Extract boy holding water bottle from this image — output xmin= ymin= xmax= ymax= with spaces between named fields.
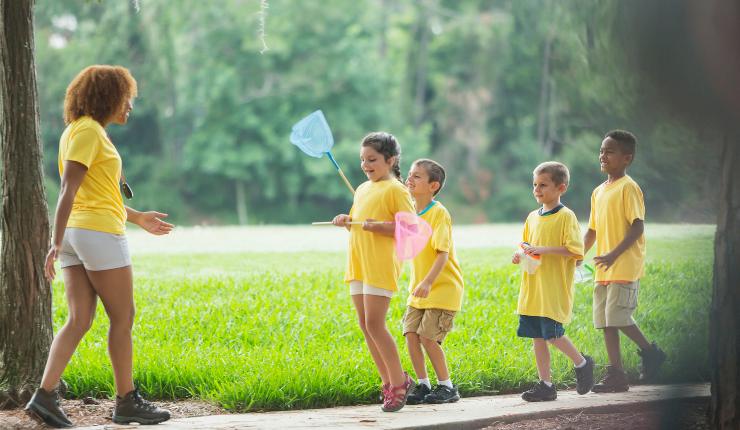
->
xmin=512 ymin=161 xmax=595 ymax=402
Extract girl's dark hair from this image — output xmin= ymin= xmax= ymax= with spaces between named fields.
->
xmin=361 ymin=132 xmax=402 ymax=181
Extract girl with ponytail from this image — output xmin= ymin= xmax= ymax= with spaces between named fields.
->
xmin=331 ymin=131 xmax=416 ymax=412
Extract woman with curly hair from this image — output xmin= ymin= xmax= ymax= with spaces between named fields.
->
xmin=25 ymin=65 xmax=172 ymax=428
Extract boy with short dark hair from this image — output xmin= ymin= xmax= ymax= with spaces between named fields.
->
xmin=403 ymin=159 xmax=464 ymax=404
xmin=584 ymin=130 xmax=666 ymax=393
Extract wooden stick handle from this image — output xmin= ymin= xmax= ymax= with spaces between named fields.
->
xmin=337 ymin=168 xmax=355 ymax=194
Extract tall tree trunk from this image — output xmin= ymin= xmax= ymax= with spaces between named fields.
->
xmin=236 ymin=179 xmax=248 ymax=225
xmin=0 ymin=0 xmax=52 ymax=409
xmin=710 ymin=132 xmax=740 ymax=429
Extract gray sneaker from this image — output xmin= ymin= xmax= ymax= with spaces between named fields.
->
xmin=113 ymin=388 xmax=171 ymax=425
xmin=25 ymin=387 xmax=73 ymax=428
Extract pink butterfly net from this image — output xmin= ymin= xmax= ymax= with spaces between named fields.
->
xmin=394 ymin=211 xmax=432 ymax=260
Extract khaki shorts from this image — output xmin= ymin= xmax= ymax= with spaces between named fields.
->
xmin=593 ymin=281 xmax=639 ymax=329
xmin=402 ymin=306 xmax=456 ymax=343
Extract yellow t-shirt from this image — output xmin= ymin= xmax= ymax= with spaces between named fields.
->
xmin=588 ymin=175 xmax=646 ymax=282
xmin=58 ymin=116 xmax=127 ymax=235
xmin=517 ymin=207 xmax=584 ymax=324
xmin=407 ymin=202 xmax=464 ymax=311
xmin=345 ymin=179 xmax=415 ymax=291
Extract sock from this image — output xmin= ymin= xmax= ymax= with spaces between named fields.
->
xmin=542 ymin=380 xmax=553 ymax=387
xmin=417 ymin=378 xmax=431 ymax=388
xmin=437 ymin=379 xmax=453 ymax=388
xmin=575 ymin=357 xmax=588 ymax=368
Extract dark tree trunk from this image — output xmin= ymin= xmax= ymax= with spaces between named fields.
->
xmin=710 ymin=132 xmax=740 ymax=429
xmin=0 ymin=0 xmax=52 ymax=409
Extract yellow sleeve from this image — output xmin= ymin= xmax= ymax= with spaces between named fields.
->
xmin=389 ymin=183 xmax=414 ymax=214
xmin=588 ymin=189 xmax=597 ymax=230
xmin=430 ymin=211 xmax=452 ymax=253
xmin=563 ymin=212 xmax=584 ymax=259
xmin=623 ymin=182 xmax=645 ymax=223
xmin=63 ymin=128 xmax=100 ymax=168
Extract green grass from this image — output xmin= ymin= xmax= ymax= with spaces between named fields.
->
xmin=52 ymin=234 xmax=714 ymax=411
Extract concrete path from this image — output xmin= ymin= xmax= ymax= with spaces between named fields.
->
xmin=79 ymin=383 xmax=708 ymax=430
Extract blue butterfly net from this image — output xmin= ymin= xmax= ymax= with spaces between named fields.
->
xmin=290 ymin=110 xmax=334 ymax=158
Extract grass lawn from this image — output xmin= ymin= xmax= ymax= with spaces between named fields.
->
xmin=52 ymin=224 xmax=714 ymax=411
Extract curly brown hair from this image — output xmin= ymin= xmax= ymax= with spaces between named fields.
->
xmin=63 ymin=65 xmax=138 ymax=125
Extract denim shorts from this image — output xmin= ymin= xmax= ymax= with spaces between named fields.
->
xmin=517 ymin=315 xmax=565 ymax=340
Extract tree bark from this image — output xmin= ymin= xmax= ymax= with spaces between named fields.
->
xmin=710 ymin=132 xmax=740 ymax=429
xmin=0 ymin=0 xmax=52 ymax=409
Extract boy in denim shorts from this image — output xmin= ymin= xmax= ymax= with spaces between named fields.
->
xmin=583 ymin=130 xmax=666 ymax=393
xmin=514 ymin=161 xmax=595 ymax=402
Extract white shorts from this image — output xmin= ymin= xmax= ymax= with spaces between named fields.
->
xmin=59 ymin=228 xmax=131 ymax=271
xmin=349 ymin=280 xmax=394 ymax=298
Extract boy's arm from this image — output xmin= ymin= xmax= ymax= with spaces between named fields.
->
xmin=412 ymin=251 xmax=449 ymax=298
xmin=579 ymin=229 xmax=596 ymax=267
xmin=593 ymin=219 xmax=644 ymax=270
xmin=583 ymin=228 xmax=596 ymax=254
xmin=522 ymin=245 xmax=579 ymax=257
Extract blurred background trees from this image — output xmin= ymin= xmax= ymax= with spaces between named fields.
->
xmin=32 ymin=0 xmax=720 ymax=225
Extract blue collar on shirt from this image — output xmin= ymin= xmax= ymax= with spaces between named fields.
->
xmin=417 ymin=200 xmax=437 ymax=216
xmin=538 ymin=203 xmax=564 ymax=216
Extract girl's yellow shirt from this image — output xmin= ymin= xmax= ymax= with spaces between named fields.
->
xmin=345 ymin=179 xmax=414 ymax=291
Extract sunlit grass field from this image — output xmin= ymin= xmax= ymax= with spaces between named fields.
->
xmin=52 ymin=225 xmax=714 ymax=411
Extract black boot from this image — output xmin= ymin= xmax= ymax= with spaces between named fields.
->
xmin=25 ymin=387 xmax=73 ymax=428
xmin=113 ymin=388 xmax=171 ymax=425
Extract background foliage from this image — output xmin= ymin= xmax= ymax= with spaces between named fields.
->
xmin=34 ymin=0 xmax=719 ymax=225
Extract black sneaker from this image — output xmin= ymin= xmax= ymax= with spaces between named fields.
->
xmin=638 ymin=342 xmax=666 ymax=382
xmin=113 ymin=388 xmax=171 ymax=425
xmin=24 ymin=388 xmax=73 ymax=428
xmin=592 ymin=365 xmax=629 ymax=393
xmin=575 ymin=354 xmax=595 ymax=395
xmin=521 ymin=381 xmax=557 ymax=402
xmin=406 ymin=383 xmax=431 ymax=405
xmin=425 ymin=384 xmax=460 ymax=404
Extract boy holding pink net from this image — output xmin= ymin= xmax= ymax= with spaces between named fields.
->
xmin=402 ymin=159 xmax=464 ymax=404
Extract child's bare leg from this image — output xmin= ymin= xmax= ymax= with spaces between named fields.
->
xmin=619 ymin=324 xmax=651 ymax=350
xmin=406 ymin=333 xmax=428 ymax=380
xmin=364 ymin=295 xmax=405 ymax=386
xmin=352 ymin=295 xmax=390 ymax=384
xmin=548 ymin=336 xmax=586 ymax=365
xmin=603 ymin=327 xmax=623 ymax=369
xmin=533 ymin=338 xmax=551 ymax=382
xmin=420 ymin=336 xmax=450 ymax=381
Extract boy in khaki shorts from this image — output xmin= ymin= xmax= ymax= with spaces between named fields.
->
xmin=403 ymin=159 xmax=464 ymax=404
xmin=584 ymin=130 xmax=666 ymax=393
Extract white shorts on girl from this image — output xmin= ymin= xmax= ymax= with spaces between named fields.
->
xmin=349 ymin=280 xmax=394 ymax=298
xmin=59 ymin=227 xmax=131 ymax=271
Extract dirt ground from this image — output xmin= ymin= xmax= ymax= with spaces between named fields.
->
xmin=481 ymin=400 xmax=710 ymax=430
xmin=0 ymin=397 xmax=227 ymax=429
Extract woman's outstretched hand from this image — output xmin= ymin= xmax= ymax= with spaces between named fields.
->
xmin=137 ymin=211 xmax=174 ymax=235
